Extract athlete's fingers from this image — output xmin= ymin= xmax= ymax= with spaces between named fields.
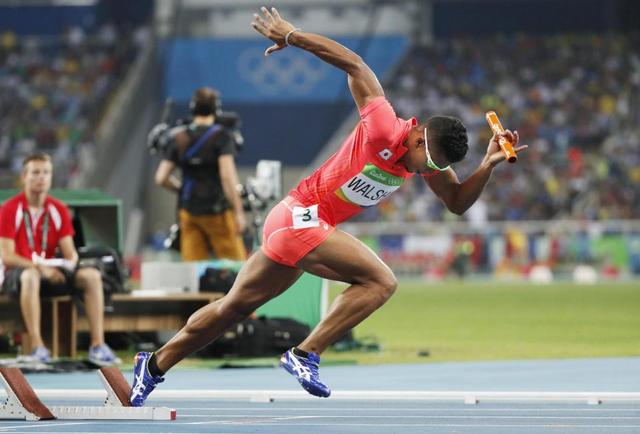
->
xmin=252 ymin=15 xmax=268 ymax=35
xmin=265 ymin=43 xmax=285 ymax=56
xmin=498 ymin=130 xmax=514 ymax=144
xmin=261 ymin=6 xmax=275 ymax=22
xmin=271 ymin=7 xmax=281 ymax=21
xmin=253 ymin=13 xmax=269 ymax=30
xmin=251 ymin=21 xmax=266 ymax=37
xmin=514 ymin=145 xmax=528 ymax=153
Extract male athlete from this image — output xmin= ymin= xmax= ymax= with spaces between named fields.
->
xmin=130 ymin=7 xmax=526 ymax=405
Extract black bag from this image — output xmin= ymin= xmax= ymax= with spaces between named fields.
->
xmin=262 ymin=317 xmax=311 ymax=354
xmin=199 ymin=316 xmax=310 ymax=358
xmin=78 ymin=246 xmax=127 ymax=311
xmin=199 ymin=267 xmax=237 ymax=293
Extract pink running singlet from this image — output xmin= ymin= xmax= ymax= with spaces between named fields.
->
xmin=262 ymin=96 xmax=417 ymax=267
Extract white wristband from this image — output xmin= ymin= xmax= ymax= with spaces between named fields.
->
xmin=285 ymin=28 xmax=301 ymax=46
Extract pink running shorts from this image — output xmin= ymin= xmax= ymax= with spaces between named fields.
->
xmin=261 ymin=196 xmax=335 ymax=267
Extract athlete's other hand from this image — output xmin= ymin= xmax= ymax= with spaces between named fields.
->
xmin=234 ymin=212 xmax=247 ymax=235
xmin=484 ymin=130 xmax=527 ymax=167
xmin=251 ymin=6 xmax=296 ymax=56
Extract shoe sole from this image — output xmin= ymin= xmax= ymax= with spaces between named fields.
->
xmin=279 ymin=358 xmax=330 ymax=398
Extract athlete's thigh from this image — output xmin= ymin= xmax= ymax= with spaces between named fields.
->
xmin=296 ymin=229 xmax=394 ymax=285
xmin=224 ymin=249 xmax=304 ymax=307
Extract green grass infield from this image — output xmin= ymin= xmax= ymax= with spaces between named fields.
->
xmin=1 ymin=281 xmax=637 ymax=368
xmin=321 ymin=280 xmax=640 ymax=364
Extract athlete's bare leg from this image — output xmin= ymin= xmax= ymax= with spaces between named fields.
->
xmin=154 ymin=250 xmax=303 ymax=372
xmin=296 ymin=229 xmax=397 ymax=354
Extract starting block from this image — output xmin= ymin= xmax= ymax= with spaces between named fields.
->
xmin=0 ymin=366 xmax=175 ymax=421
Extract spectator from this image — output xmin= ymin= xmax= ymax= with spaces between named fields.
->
xmin=0 ymin=25 xmax=143 ymax=188
xmin=0 ymin=152 xmax=120 ymax=365
xmin=359 ymin=32 xmax=640 ymax=223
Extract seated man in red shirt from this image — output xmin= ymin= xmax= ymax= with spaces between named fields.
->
xmin=0 ymin=152 xmax=120 ymax=365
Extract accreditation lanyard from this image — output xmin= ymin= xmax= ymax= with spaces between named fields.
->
xmin=23 ymin=210 xmax=49 ymax=258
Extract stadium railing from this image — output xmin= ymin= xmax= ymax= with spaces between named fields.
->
xmin=340 ymin=220 xmax=640 ymax=281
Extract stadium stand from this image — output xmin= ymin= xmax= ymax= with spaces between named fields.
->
xmin=0 ymin=24 xmax=146 ymax=189
xmin=352 ymin=32 xmax=640 ymax=223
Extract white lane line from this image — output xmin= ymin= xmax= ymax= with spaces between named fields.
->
xmin=2 ymin=423 xmax=640 ymax=434
xmin=257 ymin=423 xmax=640 ymax=429
xmin=7 ymin=389 xmax=640 ymax=403
xmin=172 ymin=406 xmax=640 ymax=412
xmin=171 ymin=421 xmax=640 ymax=429
xmin=0 ymin=432 xmax=238 ymax=434
xmin=179 ymin=414 xmax=640 ymax=420
xmin=0 ymin=422 xmax=92 ymax=431
xmin=186 ymin=415 xmax=312 ymax=426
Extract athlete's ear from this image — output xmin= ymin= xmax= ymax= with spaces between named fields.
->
xmin=416 ymin=128 xmax=426 ymax=147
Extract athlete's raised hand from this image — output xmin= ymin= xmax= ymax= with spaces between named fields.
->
xmin=484 ymin=130 xmax=527 ymax=167
xmin=251 ymin=6 xmax=296 ymax=56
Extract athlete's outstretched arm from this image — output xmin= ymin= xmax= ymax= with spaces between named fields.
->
xmin=426 ymin=130 xmax=527 ymax=215
xmin=251 ymin=6 xmax=383 ymax=109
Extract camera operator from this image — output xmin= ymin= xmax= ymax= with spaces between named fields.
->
xmin=153 ymin=87 xmax=247 ymax=261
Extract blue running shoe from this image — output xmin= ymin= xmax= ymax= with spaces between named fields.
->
xmin=30 ymin=346 xmax=51 ymax=363
xmin=130 ymin=352 xmax=165 ymax=407
xmin=280 ymin=349 xmax=331 ymax=398
xmin=88 ymin=344 xmax=122 ymax=367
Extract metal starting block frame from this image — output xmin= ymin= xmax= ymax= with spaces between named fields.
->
xmin=0 ymin=366 xmax=175 ymax=421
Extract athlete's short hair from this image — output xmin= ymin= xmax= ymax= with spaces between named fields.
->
xmin=426 ymin=116 xmax=469 ymax=164
xmin=22 ymin=152 xmax=52 ymax=170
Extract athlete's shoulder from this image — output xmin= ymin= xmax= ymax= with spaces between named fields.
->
xmin=359 ymin=96 xmax=395 ymax=118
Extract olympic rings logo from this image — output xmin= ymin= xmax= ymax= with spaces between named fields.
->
xmin=238 ymin=48 xmax=328 ymax=96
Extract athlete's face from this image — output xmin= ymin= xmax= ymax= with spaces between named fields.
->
xmin=22 ymin=160 xmax=52 ymax=195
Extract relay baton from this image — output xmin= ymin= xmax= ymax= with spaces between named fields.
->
xmin=485 ymin=111 xmax=517 ymax=163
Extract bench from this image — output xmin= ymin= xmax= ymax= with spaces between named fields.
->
xmin=0 ymin=292 xmax=224 ymax=358
xmin=0 ymin=294 xmax=76 ymax=358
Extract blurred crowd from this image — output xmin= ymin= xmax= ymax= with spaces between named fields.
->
xmin=2 ymin=30 xmax=638 ymax=223
xmin=360 ymin=33 xmax=640 ymax=223
xmin=0 ymin=24 xmax=148 ymax=188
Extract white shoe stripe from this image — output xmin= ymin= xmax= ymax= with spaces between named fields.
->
xmin=131 ymin=360 xmax=148 ymax=399
xmin=289 ymin=353 xmax=312 ymax=381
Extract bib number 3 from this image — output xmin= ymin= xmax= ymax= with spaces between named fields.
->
xmin=292 ymin=205 xmax=320 ymax=229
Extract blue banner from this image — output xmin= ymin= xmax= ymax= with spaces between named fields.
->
xmin=162 ymin=35 xmax=408 ymax=103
